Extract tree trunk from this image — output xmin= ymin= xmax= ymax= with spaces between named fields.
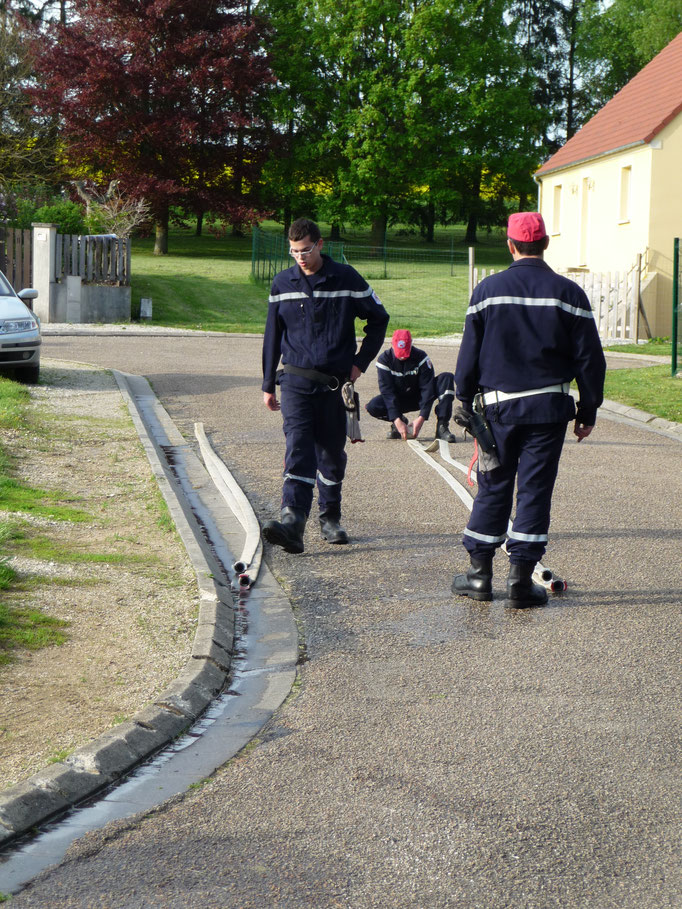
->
xmin=230 ymin=123 xmax=245 ymax=237
xmin=370 ymin=214 xmax=387 ymax=251
xmin=464 ymin=166 xmax=483 ymax=245
xmin=195 ymin=211 xmax=203 ymax=237
xmin=464 ymin=210 xmax=478 ymax=245
xmin=153 ymin=213 xmax=168 ymax=255
xmin=330 ymin=222 xmax=341 ymax=242
xmin=425 ymin=201 xmax=435 ymax=243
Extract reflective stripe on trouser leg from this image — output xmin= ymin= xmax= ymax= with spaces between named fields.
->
xmin=314 ymin=388 xmax=347 ymax=516
xmin=462 ymin=428 xmax=518 ymax=559
xmin=506 ymin=423 xmax=566 ymax=563
xmin=434 ymin=372 xmax=455 ymax=422
xmin=280 ymin=386 xmax=320 ymax=515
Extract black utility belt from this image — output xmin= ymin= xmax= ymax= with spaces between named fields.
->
xmin=280 ymin=364 xmax=344 ymax=390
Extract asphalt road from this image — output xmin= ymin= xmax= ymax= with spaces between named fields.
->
xmin=11 ymin=333 xmax=682 ymax=908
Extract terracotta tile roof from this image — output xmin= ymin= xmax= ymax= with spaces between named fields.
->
xmin=536 ymin=31 xmax=682 ymax=176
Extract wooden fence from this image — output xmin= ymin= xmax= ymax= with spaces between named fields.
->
xmin=563 ymin=256 xmax=643 ymax=342
xmin=0 ymin=225 xmax=32 ymax=291
xmin=0 ymin=228 xmax=131 ymax=290
xmin=55 ymin=234 xmax=131 ymax=286
xmin=473 ymin=254 xmax=646 ymax=342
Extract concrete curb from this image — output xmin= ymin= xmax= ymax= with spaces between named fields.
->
xmin=0 ymin=373 xmax=238 ymax=849
xmin=599 ymin=397 xmax=682 ymax=440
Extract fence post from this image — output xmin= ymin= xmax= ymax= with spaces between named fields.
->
xmin=468 ymin=247 xmax=475 ymax=299
xmin=31 ymin=223 xmax=58 ymax=322
xmin=673 ymin=238 xmax=679 ymax=377
xmin=633 ymin=254 xmax=641 ymax=340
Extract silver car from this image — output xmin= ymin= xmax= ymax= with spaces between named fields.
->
xmin=0 ymin=270 xmax=40 ymax=383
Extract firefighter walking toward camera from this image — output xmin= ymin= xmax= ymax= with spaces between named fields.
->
xmin=451 ymin=212 xmax=606 ymax=606
xmin=262 ymin=218 xmax=389 ymax=554
xmin=366 ymin=329 xmax=458 ymax=442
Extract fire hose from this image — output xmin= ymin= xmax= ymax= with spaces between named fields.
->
xmin=195 ymin=422 xmax=263 ymax=589
xmin=407 ymin=438 xmax=567 ymax=593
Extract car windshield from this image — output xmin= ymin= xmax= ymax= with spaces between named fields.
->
xmin=0 ymin=273 xmax=14 ymax=295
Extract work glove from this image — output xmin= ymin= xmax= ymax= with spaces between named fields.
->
xmin=342 ymin=381 xmax=364 ymax=443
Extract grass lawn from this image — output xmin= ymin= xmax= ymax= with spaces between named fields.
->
xmin=130 ymin=221 xmax=511 ymax=336
xmin=0 ymin=379 xmax=71 ymax=664
xmin=604 ymin=365 xmax=681 ymax=422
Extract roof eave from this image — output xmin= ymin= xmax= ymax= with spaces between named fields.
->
xmin=535 ymin=139 xmax=647 ymax=179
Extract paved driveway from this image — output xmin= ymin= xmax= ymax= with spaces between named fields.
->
xmin=12 ymin=332 xmax=681 ymax=908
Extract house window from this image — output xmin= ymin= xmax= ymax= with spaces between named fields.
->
xmin=619 ymin=166 xmax=631 ymax=223
xmin=552 ymin=185 xmax=562 ymax=234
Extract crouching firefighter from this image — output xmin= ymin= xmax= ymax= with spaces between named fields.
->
xmin=365 ymin=329 xmax=458 ymax=442
xmin=451 ymin=212 xmax=605 ymax=606
xmin=261 ymin=218 xmax=389 ymax=553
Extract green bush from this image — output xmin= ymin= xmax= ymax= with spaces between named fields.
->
xmin=32 ymin=200 xmax=85 ymax=235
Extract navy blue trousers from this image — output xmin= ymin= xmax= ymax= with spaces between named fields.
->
xmin=366 ymin=372 xmax=455 ymax=423
xmin=280 ymin=384 xmax=347 ymax=517
xmin=463 ymin=422 xmax=567 ymax=564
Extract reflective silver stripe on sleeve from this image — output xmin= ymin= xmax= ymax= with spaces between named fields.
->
xmin=468 ymin=296 xmax=594 ymax=318
xmin=269 ymin=292 xmax=308 ymax=303
xmin=284 ymin=472 xmax=316 ymax=486
xmin=507 ymin=529 xmax=549 ymax=543
xmin=439 ymin=389 xmax=454 ymax=397
xmin=376 ymin=362 xmax=420 ymax=378
xmin=314 ymin=288 xmax=374 ymax=300
xmin=317 ymin=471 xmax=342 ymax=486
xmin=463 ymin=528 xmax=507 ymax=544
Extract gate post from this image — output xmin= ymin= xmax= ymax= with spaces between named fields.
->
xmin=32 ymin=223 xmax=58 ymax=322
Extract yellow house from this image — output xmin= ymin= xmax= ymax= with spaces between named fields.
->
xmin=535 ymin=31 xmax=682 ymax=339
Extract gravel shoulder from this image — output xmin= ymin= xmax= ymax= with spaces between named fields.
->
xmin=0 ymin=360 xmax=198 ymax=791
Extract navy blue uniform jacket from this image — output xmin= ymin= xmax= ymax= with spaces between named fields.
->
xmin=262 ymin=255 xmax=390 ymax=394
xmin=376 ymin=347 xmax=437 ymax=421
xmin=455 ymin=258 xmax=606 ymax=425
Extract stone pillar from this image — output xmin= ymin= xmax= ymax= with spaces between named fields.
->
xmin=31 ymin=223 xmax=58 ymax=323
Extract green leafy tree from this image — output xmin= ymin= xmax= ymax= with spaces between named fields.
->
xmin=404 ymin=0 xmax=541 ymax=241
xmin=0 ymin=2 xmax=56 ymax=189
xmin=577 ymin=0 xmax=682 ymax=116
xmin=257 ymin=0 xmax=336 ymax=233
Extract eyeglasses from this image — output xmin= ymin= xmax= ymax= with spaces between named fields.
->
xmin=289 ymin=243 xmax=318 ymax=258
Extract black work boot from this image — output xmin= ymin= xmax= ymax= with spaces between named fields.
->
xmin=436 ymin=420 xmax=457 ymax=443
xmin=319 ymin=511 xmax=349 ymax=544
xmin=451 ymin=556 xmax=493 ymax=601
xmin=387 ymin=425 xmax=401 ymax=439
xmin=506 ymin=561 xmax=548 ymax=607
xmin=262 ymin=507 xmax=306 ymax=554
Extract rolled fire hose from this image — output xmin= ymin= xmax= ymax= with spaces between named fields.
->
xmin=194 ymin=423 xmax=262 ymax=589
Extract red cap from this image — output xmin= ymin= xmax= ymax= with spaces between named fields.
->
xmin=507 ymin=212 xmax=547 ymax=243
xmin=392 ymin=329 xmax=412 ymax=359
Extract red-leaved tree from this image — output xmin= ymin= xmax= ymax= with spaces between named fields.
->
xmin=29 ymin=0 xmax=273 ymax=253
